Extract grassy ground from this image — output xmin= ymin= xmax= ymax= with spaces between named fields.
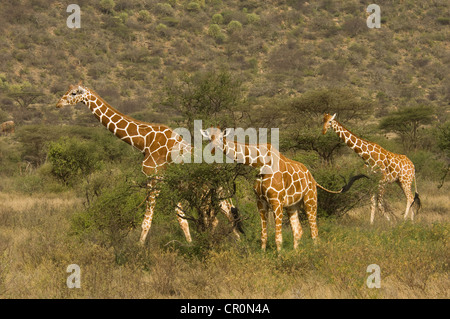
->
xmin=0 ymin=180 xmax=448 ymax=299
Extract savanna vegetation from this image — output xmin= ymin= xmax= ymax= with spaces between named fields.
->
xmin=0 ymin=0 xmax=448 ymax=299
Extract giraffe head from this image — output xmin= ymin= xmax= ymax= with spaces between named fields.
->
xmin=322 ymin=113 xmax=337 ymax=134
xmin=200 ymin=127 xmax=233 ymax=154
xmin=56 ymin=83 xmax=89 ymax=108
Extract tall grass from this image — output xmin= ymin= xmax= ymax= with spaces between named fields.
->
xmin=0 ymin=179 xmax=448 ymax=298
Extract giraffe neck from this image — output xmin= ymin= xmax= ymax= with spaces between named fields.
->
xmin=221 ymin=138 xmax=276 ymax=169
xmin=331 ymin=120 xmax=369 ymax=158
xmin=84 ymin=90 xmax=148 ymax=152
xmin=84 ymin=89 xmax=194 ymax=162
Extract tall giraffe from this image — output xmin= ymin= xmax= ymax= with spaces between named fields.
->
xmin=200 ymin=127 xmax=365 ymax=251
xmin=56 ymin=83 xmax=241 ymax=244
xmin=322 ymin=113 xmax=420 ymax=223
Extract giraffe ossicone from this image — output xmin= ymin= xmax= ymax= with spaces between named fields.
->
xmin=56 ymin=83 xmax=243 ymax=245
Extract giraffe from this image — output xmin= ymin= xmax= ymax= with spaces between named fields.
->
xmin=322 ymin=113 xmax=420 ymax=223
xmin=200 ymin=127 xmax=366 ymax=251
xmin=56 ymin=83 xmax=242 ymax=244
xmin=0 ymin=120 xmax=15 ymax=136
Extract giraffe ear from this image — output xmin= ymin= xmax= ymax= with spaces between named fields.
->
xmin=200 ymin=129 xmax=210 ymax=139
xmin=223 ymin=128 xmax=233 ymax=138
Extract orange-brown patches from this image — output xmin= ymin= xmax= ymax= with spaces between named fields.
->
xmin=362 ymin=144 xmax=368 ymax=152
xmin=105 ymin=109 xmax=115 ymax=118
xmin=122 ymin=136 xmax=132 ymax=145
xmin=128 ymin=123 xmax=138 ymax=136
xmin=101 ymin=115 xmax=110 ymax=127
xmin=111 ymin=114 xmax=122 ymax=123
xmin=116 ymin=119 xmax=128 ymax=129
xmin=132 ymin=136 xmax=144 ymax=150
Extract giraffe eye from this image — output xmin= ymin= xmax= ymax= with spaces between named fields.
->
xmin=71 ymin=92 xmax=76 ymax=96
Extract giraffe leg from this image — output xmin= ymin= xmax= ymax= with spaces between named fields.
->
xmin=370 ymin=193 xmax=377 ymax=224
xmin=287 ymin=206 xmax=302 ymax=249
xmin=175 ymin=203 xmax=192 ymax=243
xmin=377 ymin=182 xmax=390 ymax=222
xmin=140 ymin=189 xmax=158 ymax=245
xmin=219 ymin=199 xmax=241 ymax=240
xmin=304 ymin=190 xmax=318 ymax=241
xmin=257 ymin=199 xmax=268 ymax=251
xmin=399 ymin=180 xmax=414 ymax=221
xmin=269 ymin=199 xmax=284 ymax=252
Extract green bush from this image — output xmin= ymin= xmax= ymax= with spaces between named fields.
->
xmin=156 ymin=23 xmax=170 ymax=37
xmin=156 ymin=160 xmax=253 ymax=240
xmin=407 ymin=150 xmax=446 ymax=181
xmin=71 ymin=180 xmax=145 ymax=249
xmin=14 ymin=125 xmax=59 ymax=166
xmin=312 ymin=164 xmax=377 ymax=218
xmin=155 ymin=3 xmax=174 ymax=16
xmin=246 ymin=13 xmax=260 ymax=25
xmin=212 ymin=13 xmax=224 ymax=24
xmin=227 ymin=20 xmax=242 ymax=33
xmin=208 ymin=24 xmax=226 ymax=43
xmin=47 ymin=137 xmax=102 ymax=185
xmin=186 ymin=2 xmax=201 ymax=12
xmin=99 ymin=0 xmax=116 ymax=13
xmin=137 ymin=10 xmax=152 ymax=23
xmin=0 ymin=138 xmax=21 ymax=176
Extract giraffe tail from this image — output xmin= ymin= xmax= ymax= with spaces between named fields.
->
xmin=230 ymin=205 xmax=245 ymax=234
xmin=410 ymin=176 xmax=421 ymax=211
xmin=317 ymin=174 xmax=369 ymax=194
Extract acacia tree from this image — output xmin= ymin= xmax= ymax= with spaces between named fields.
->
xmin=163 ymin=69 xmax=244 ymax=131
xmin=6 ymin=82 xmax=43 ymax=109
xmin=379 ymin=105 xmax=434 ymax=151
xmin=155 ymin=160 xmax=251 ymax=238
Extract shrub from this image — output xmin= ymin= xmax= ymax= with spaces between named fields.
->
xmin=312 ymin=165 xmax=377 ymax=218
xmin=407 ymin=150 xmax=446 ymax=181
xmin=14 ymin=125 xmax=58 ymax=166
xmin=212 ymin=13 xmax=224 ymax=24
xmin=155 ymin=3 xmax=174 ymax=16
xmin=246 ymin=13 xmax=260 ymax=25
xmin=186 ymin=2 xmax=201 ymax=12
xmin=137 ymin=10 xmax=152 ymax=23
xmin=47 ymin=137 xmax=102 ymax=185
xmin=156 ymin=23 xmax=170 ymax=37
xmin=208 ymin=24 xmax=226 ymax=43
xmin=71 ymin=180 xmax=145 ymax=249
xmin=227 ymin=20 xmax=242 ymax=33
xmin=155 ymin=160 xmax=253 ymax=239
xmin=99 ymin=0 xmax=115 ymax=13
xmin=0 ymin=138 xmax=21 ymax=176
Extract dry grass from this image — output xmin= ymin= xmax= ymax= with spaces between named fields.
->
xmin=0 ymin=180 xmax=448 ymax=299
